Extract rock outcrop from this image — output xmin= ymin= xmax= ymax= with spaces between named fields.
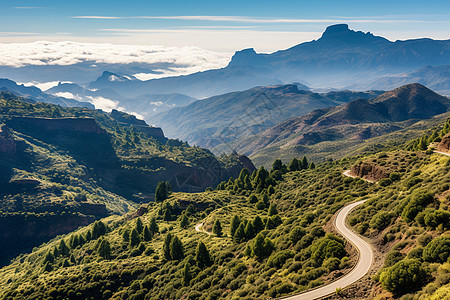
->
xmin=437 ymin=133 xmax=450 ymax=153
xmin=349 ymin=162 xmax=389 ymax=182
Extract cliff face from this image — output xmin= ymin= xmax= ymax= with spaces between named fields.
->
xmin=7 ymin=117 xmax=118 ymax=167
xmin=349 ymin=162 xmax=389 ymax=182
xmin=0 ymin=213 xmax=95 ymax=266
xmin=7 ymin=117 xmax=106 ymax=134
xmin=437 ymin=133 xmax=450 ymax=153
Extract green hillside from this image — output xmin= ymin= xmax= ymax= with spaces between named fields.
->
xmin=2 ymin=114 xmax=450 ymax=299
xmin=0 ymin=91 xmax=252 ymax=266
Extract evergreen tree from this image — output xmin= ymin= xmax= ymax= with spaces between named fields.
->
xmin=182 ymin=262 xmax=192 ymax=286
xmin=268 ymin=203 xmax=278 ymax=216
xmin=122 ymin=229 xmax=130 ymax=242
xmin=252 ymin=216 xmax=264 ymax=233
xmin=44 ymin=251 xmax=54 ymax=263
xmin=129 ymin=228 xmax=141 ymax=247
xmin=309 ymin=162 xmax=316 ymax=169
xmin=58 ymin=239 xmax=70 ymax=256
xmin=155 ymin=181 xmax=169 ymax=202
xmin=230 ymin=215 xmax=241 ymax=237
xmin=233 ymin=223 xmax=246 ymax=243
xmin=98 ymin=239 xmax=111 ymax=259
xmin=135 ymin=218 xmax=144 ymax=233
xmin=180 ymin=214 xmax=189 ymax=229
xmin=213 ymin=219 xmax=223 ymax=237
xmin=288 ymin=158 xmax=300 ymax=172
xmin=238 ymin=168 xmax=250 ymax=182
xmin=163 ymin=209 xmax=171 ymax=221
xmin=195 ymin=241 xmax=211 ymax=269
xmin=271 ymin=159 xmax=283 ymax=172
xmin=149 ymin=217 xmax=159 ymax=235
xmin=143 ymin=225 xmax=152 ymax=241
xmin=186 ymin=204 xmax=195 ymax=215
xmin=244 ymin=222 xmax=255 ymax=239
xmin=170 ymin=235 xmax=184 ymax=260
xmin=69 ymin=254 xmax=76 ymax=264
xmin=252 ymin=233 xmax=266 ymax=258
xmin=300 ymin=156 xmax=308 ymax=170
xmin=163 ymin=233 xmax=173 ymax=260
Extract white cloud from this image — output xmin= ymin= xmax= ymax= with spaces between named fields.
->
xmin=86 ymin=96 xmax=119 ymax=112
xmin=0 ymin=41 xmax=231 ymax=70
xmin=21 ymin=81 xmax=72 ymax=91
xmin=53 ymin=92 xmax=83 ymax=101
xmin=73 ymin=15 xmax=427 ymax=24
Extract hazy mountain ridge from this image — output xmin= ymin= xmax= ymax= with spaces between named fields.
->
xmin=154 ymin=84 xmax=385 ymax=152
xmin=235 ymin=84 xmax=450 ymax=166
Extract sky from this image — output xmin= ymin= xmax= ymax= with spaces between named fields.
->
xmin=1 ymin=0 xmax=450 ymax=83
xmin=2 ymin=0 xmax=450 ymax=52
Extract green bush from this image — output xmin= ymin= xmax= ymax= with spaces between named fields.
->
xmin=423 ymin=236 xmax=450 ymax=263
xmin=379 ymin=259 xmax=427 ymax=296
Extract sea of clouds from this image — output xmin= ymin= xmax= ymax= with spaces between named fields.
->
xmin=0 ymin=41 xmax=231 ymax=75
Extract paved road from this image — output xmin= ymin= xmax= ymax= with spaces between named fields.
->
xmin=282 ymin=200 xmax=374 ymax=300
xmin=434 ymin=150 xmax=450 ymax=157
xmin=194 ymin=222 xmax=211 ymax=235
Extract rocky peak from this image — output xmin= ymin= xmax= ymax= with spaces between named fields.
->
xmin=318 ymin=24 xmax=390 ymax=46
xmin=227 ymin=48 xmax=266 ymax=67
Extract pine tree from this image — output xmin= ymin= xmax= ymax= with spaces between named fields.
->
xmin=252 ymin=233 xmax=266 ymax=258
xmin=182 ymin=262 xmax=192 ymax=286
xmin=186 ymin=204 xmax=195 ymax=215
xmin=170 ymin=236 xmax=184 ymax=260
xmin=98 ymin=239 xmax=111 ymax=259
xmin=268 ymin=203 xmax=278 ymax=216
xmin=129 ymin=228 xmax=141 ymax=247
xmin=180 ymin=214 xmax=189 ymax=229
xmin=135 ymin=218 xmax=144 ymax=233
xmin=155 ymin=181 xmax=168 ymax=202
xmin=143 ymin=225 xmax=152 ymax=241
xmin=149 ymin=217 xmax=159 ymax=235
xmin=58 ymin=239 xmax=70 ymax=256
xmin=163 ymin=233 xmax=173 ymax=260
xmin=244 ymin=222 xmax=255 ymax=239
xmin=122 ymin=229 xmax=130 ymax=242
xmin=213 ymin=219 xmax=223 ymax=237
xmin=300 ymin=156 xmax=308 ymax=170
xmin=309 ymin=162 xmax=316 ymax=169
xmin=288 ymin=158 xmax=300 ymax=172
xmin=44 ymin=251 xmax=54 ymax=263
xmin=252 ymin=216 xmax=264 ymax=233
xmin=233 ymin=223 xmax=246 ymax=243
xmin=163 ymin=209 xmax=171 ymax=221
xmin=230 ymin=215 xmax=241 ymax=237
xmin=195 ymin=241 xmax=211 ymax=269
xmin=271 ymin=159 xmax=283 ymax=172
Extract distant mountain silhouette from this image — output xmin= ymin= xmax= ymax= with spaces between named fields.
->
xmin=82 ymin=24 xmax=450 ymax=98
xmin=0 ymin=78 xmax=93 ymax=108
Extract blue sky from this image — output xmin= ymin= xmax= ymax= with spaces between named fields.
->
xmin=1 ymin=0 xmax=450 ymax=52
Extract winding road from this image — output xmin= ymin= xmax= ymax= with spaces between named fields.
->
xmin=282 ymin=200 xmax=374 ymax=300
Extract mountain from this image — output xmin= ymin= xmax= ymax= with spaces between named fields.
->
xmin=0 ymin=78 xmax=93 ymax=108
xmin=82 ymin=24 xmax=450 ymax=99
xmin=354 ymin=65 xmax=450 ymax=95
xmin=0 ymin=91 xmax=254 ymax=266
xmin=88 ymin=66 xmax=282 ymax=99
xmin=153 ymin=84 xmax=384 ymax=151
xmin=232 ymin=84 xmax=450 ymax=166
xmin=47 ymin=80 xmax=198 ymax=119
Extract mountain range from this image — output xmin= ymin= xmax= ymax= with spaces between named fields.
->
xmin=153 ymin=84 xmax=384 ymax=150
xmin=232 ymin=83 xmax=450 ymax=166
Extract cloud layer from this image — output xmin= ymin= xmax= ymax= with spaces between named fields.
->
xmin=0 ymin=41 xmax=231 ymax=70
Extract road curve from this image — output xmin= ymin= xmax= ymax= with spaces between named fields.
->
xmin=282 ymin=200 xmax=374 ymax=300
xmin=194 ymin=222 xmax=211 ymax=235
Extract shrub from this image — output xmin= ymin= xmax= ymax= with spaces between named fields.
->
xmin=370 ymin=211 xmax=394 ymax=231
xmin=267 ymin=250 xmax=293 ymax=269
xmin=423 ymin=236 xmax=450 ymax=263
xmin=379 ymin=259 xmax=427 ymax=296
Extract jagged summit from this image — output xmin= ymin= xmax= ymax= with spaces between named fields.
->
xmin=318 ymin=24 xmax=390 ymax=46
